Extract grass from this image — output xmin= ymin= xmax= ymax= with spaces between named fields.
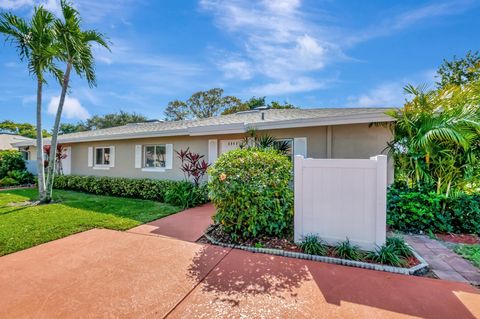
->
xmin=454 ymin=244 xmax=480 ymax=268
xmin=0 ymin=189 xmax=181 ymax=256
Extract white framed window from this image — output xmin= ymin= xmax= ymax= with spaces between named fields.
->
xmin=95 ymin=147 xmax=111 ymax=166
xmin=143 ymin=145 xmax=166 ymax=168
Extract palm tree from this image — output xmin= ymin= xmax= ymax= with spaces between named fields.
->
xmin=0 ymin=8 xmax=62 ymax=202
xmin=45 ymin=0 xmax=110 ymax=202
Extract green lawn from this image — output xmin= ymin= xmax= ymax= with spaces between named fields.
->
xmin=454 ymin=244 xmax=480 ymax=269
xmin=0 ymin=189 xmax=181 ymax=256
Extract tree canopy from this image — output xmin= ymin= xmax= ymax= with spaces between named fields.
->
xmin=164 ymin=89 xmax=297 ymax=121
xmin=59 ymin=111 xmax=147 ymax=134
xmin=436 ymin=50 xmax=480 ymax=88
xmin=0 ymin=120 xmax=50 ymax=138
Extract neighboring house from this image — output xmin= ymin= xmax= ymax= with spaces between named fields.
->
xmin=0 ymin=133 xmax=34 ymax=160
xmin=12 ymin=108 xmax=396 ymax=182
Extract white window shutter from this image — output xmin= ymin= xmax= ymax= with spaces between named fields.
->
xmin=135 ymin=145 xmax=142 ymax=168
xmin=109 ymin=146 xmax=115 ymax=167
xmin=87 ymin=147 xmax=93 ymax=167
xmin=165 ymin=144 xmax=173 ymax=169
xmin=294 ymin=137 xmax=307 ymax=158
xmin=208 ymin=139 xmax=218 ymax=164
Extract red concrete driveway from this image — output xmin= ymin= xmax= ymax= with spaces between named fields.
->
xmin=0 ymin=228 xmax=479 ymax=318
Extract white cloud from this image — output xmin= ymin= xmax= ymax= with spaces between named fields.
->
xmin=200 ymin=0 xmax=341 ymax=93
xmin=47 ymin=96 xmax=90 ymax=120
xmin=250 ymin=77 xmax=328 ymax=96
xmin=348 ymin=82 xmax=407 ymax=108
xmin=0 ymin=0 xmax=33 ymax=10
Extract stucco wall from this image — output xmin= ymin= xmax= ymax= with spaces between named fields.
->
xmin=66 ymin=123 xmax=393 ymax=181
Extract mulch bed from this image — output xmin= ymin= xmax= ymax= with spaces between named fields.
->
xmin=202 ymin=225 xmax=421 ymax=268
xmin=435 ymin=233 xmax=480 ymax=245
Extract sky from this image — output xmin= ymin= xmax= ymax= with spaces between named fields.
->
xmin=0 ymin=0 xmax=479 ymax=129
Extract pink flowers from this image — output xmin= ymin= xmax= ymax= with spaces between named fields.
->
xmin=219 ymin=173 xmax=227 ymax=181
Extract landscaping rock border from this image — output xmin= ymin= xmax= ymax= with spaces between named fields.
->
xmin=203 ymin=226 xmax=429 ymax=276
xmin=0 ymin=184 xmax=36 ymax=191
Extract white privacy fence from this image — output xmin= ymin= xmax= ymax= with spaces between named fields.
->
xmin=25 ymin=160 xmax=38 ymax=175
xmin=294 ymin=155 xmax=387 ymax=251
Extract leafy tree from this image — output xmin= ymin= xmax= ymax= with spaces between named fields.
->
xmin=436 ymin=51 xmax=480 ymax=88
xmin=45 ymin=0 xmax=110 ymax=202
xmin=0 ymin=120 xmax=50 ymax=138
xmin=164 ymin=88 xmax=242 ymax=121
xmin=222 ymin=96 xmax=296 ymax=115
xmin=385 ymin=81 xmax=480 ymax=197
xmin=0 ymin=6 xmax=62 ymax=201
xmin=59 ymin=111 xmax=147 ymax=134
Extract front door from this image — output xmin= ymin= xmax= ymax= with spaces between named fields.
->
xmin=219 ymin=139 xmax=243 ymax=155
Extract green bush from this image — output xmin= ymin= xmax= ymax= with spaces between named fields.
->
xmin=7 ymin=170 xmax=34 ymax=184
xmin=333 ymin=238 xmax=361 ymax=260
xmin=300 ymin=235 xmax=328 ymax=255
xmin=165 ymin=181 xmax=208 ymax=209
xmin=385 ymin=237 xmax=413 ymax=258
xmin=53 ymin=175 xmax=206 ymax=208
xmin=208 ymin=148 xmax=293 ymax=239
xmin=0 ymin=150 xmax=26 ymax=178
xmin=0 ymin=177 xmax=19 ymax=187
xmin=367 ymin=244 xmax=406 ymax=267
xmin=387 ymin=183 xmax=480 ymax=235
xmin=447 ymin=194 xmax=480 ymax=234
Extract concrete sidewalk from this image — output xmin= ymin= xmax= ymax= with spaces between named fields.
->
xmin=0 ymin=228 xmax=479 ymax=318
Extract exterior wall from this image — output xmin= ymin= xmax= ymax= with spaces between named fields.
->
xmin=66 ymin=123 xmax=393 ymax=181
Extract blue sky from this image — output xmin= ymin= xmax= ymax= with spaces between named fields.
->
xmin=0 ymin=0 xmax=479 ymax=129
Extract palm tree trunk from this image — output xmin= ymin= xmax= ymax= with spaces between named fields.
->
xmin=36 ymin=78 xmax=47 ymax=202
xmin=45 ymin=63 xmax=72 ymax=202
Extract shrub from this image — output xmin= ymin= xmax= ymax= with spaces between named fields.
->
xmin=0 ymin=150 xmax=26 ymax=178
xmin=447 ymin=194 xmax=480 ymax=234
xmin=387 ymin=183 xmax=480 ymax=235
xmin=300 ymin=235 xmax=328 ymax=255
xmin=164 ymin=181 xmax=208 ymax=209
xmin=333 ymin=238 xmax=361 ymax=260
xmin=208 ymin=148 xmax=293 ymax=239
xmin=7 ymin=170 xmax=34 ymax=184
xmin=385 ymin=237 xmax=413 ymax=258
xmin=0 ymin=177 xmax=19 ymax=187
xmin=53 ymin=175 xmax=206 ymax=208
xmin=387 ymin=183 xmax=448 ymax=232
xmin=367 ymin=244 xmax=406 ymax=267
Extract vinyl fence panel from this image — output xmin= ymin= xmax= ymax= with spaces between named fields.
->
xmin=294 ymin=155 xmax=387 ymax=251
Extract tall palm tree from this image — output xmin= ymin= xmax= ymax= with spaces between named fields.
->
xmin=0 ymin=8 xmax=62 ymax=202
xmin=45 ymin=0 xmax=110 ymax=202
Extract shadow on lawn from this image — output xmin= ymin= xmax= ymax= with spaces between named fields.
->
xmin=187 ymin=245 xmax=480 ymax=318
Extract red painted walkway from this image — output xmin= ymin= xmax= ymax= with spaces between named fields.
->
xmin=0 ymin=205 xmax=479 ymax=318
xmin=128 ymin=203 xmax=215 ymax=242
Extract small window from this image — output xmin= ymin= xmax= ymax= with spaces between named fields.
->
xmin=144 ymin=145 xmax=166 ymax=168
xmin=21 ymin=151 xmax=29 ymax=160
xmin=95 ymin=147 xmax=111 ymax=166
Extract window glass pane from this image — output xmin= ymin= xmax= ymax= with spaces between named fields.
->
xmin=103 ymin=148 xmax=110 ymax=165
xmin=144 ymin=146 xmax=155 ymax=167
xmin=155 ymin=145 xmax=166 ymax=167
xmin=95 ymin=148 xmax=103 ymax=165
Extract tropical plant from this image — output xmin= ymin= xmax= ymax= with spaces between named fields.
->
xmin=385 ymin=237 xmax=413 ymax=258
xmin=45 ymin=0 xmax=110 ymax=202
xmin=385 ymin=81 xmax=480 ymax=197
xmin=241 ymin=129 xmax=292 ymax=156
xmin=175 ymin=148 xmax=210 ymax=186
xmin=333 ymin=238 xmax=361 ymax=260
xmin=0 ymin=150 xmax=26 ymax=178
xmin=300 ymin=235 xmax=329 ymax=255
xmin=367 ymin=244 xmax=406 ymax=267
xmin=0 ymin=6 xmax=62 ymax=201
xmin=436 ymin=50 xmax=480 ymax=88
xmin=43 ymin=144 xmax=67 ymax=174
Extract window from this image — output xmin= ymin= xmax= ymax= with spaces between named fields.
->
xmin=144 ymin=145 xmax=166 ymax=168
xmin=274 ymin=138 xmax=293 ymax=161
xmin=95 ymin=147 xmax=111 ymax=166
xmin=21 ymin=150 xmax=29 ymax=160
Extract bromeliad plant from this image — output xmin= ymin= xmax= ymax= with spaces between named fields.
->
xmin=176 ymin=148 xmax=210 ymax=186
xmin=43 ymin=144 xmax=67 ymax=175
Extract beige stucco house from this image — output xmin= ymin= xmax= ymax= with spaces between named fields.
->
xmin=13 ymin=108 xmax=396 ymax=182
xmin=0 ymin=133 xmax=33 ymax=159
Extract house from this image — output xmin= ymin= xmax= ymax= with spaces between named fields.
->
xmin=0 ymin=133 xmax=34 ymax=159
xmin=13 ymin=108 xmax=396 ymax=181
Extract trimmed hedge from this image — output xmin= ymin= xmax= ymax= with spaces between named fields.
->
xmin=387 ymin=183 xmax=480 ymax=235
xmin=53 ymin=175 xmax=208 ymax=208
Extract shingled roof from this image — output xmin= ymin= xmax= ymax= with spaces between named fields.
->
xmin=14 ymin=108 xmax=395 ymax=145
